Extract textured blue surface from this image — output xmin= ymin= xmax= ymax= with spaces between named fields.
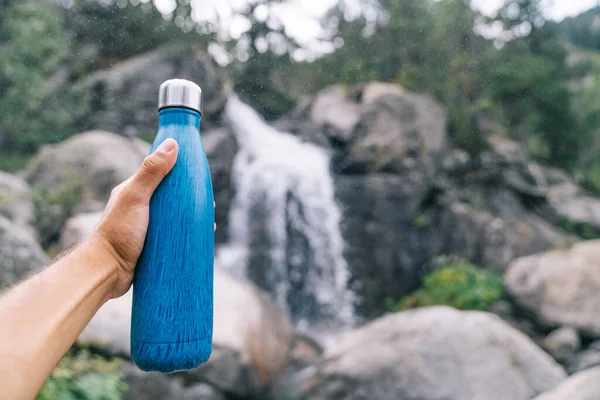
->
xmin=131 ymin=107 xmax=214 ymax=373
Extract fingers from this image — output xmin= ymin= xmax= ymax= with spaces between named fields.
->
xmin=127 ymin=138 xmax=178 ymax=204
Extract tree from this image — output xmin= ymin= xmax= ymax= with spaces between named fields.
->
xmin=0 ymin=1 xmax=86 ymax=157
xmin=65 ymin=0 xmax=209 ymax=75
xmin=487 ymin=0 xmax=582 ymax=168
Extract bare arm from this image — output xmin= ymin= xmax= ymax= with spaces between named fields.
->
xmin=0 ymin=138 xmax=178 ymax=400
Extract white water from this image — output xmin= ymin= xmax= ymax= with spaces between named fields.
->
xmin=221 ymin=94 xmax=354 ymax=328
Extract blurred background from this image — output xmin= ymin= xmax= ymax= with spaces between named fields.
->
xmin=3 ymin=0 xmax=600 ymax=398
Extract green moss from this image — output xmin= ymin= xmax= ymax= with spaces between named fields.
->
xmin=557 ymin=217 xmax=600 ymax=240
xmin=391 ymin=258 xmax=504 ymax=312
xmin=32 ymin=174 xmax=84 ymax=248
xmin=37 ymin=349 xmax=126 ymax=400
xmin=411 ymin=211 xmax=430 ymax=229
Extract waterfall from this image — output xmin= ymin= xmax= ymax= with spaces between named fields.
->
xmin=221 ymin=94 xmax=354 ymax=330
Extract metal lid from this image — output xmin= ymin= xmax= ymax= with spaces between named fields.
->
xmin=158 ymin=79 xmax=202 ymax=114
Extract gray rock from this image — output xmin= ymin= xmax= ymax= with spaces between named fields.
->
xmin=542 ymin=327 xmax=581 ymax=364
xmin=123 ymin=363 xmax=226 ymax=400
xmin=505 ymin=241 xmax=600 ymax=337
xmin=80 ymin=47 xmax=227 ymax=136
xmin=299 ymin=307 xmax=566 ymax=400
xmin=335 ymin=163 xmax=436 ymax=316
xmin=568 ymin=341 xmax=600 ymax=374
xmin=0 ymin=171 xmax=33 ymax=229
xmin=534 ymin=367 xmax=600 ymax=400
xmin=340 ymin=83 xmax=447 ymax=173
xmin=308 ymin=85 xmax=361 ymax=143
xmin=26 ymin=131 xmax=148 ymax=245
xmin=27 ymin=131 xmax=148 ymax=204
xmin=202 ymin=128 xmax=237 ymax=244
xmin=78 ymin=259 xmax=294 ymax=398
xmin=58 ymin=211 xmax=103 ymax=252
xmin=0 ymin=215 xmax=49 ymax=291
xmin=336 ymin=167 xmax=569 ymax=317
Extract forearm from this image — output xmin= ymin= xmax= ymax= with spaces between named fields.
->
xmin=0 ymin=235 xmax=118 ymax=400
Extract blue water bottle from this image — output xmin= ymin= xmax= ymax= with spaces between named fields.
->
xmin=131 ymin=79 xmax=214 ymax=373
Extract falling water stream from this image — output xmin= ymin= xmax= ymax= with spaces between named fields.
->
xmin=220 ymin=94 xmax=354 ymax=332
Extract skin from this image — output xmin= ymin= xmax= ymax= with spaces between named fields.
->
xmin=0 ymin=138 xmax=213 ymax=400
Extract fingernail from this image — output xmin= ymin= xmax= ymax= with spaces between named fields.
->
xmin=156 ymin=139 xmax=176 ymax=154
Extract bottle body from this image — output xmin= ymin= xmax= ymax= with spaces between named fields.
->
xmin=131 ymin=107 xmax=214 ymax=373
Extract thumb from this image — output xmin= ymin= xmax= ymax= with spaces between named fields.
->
xmin=129 ymin=138 xmax=178 ymax=202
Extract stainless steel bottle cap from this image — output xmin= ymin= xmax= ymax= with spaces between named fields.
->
xmin=158 ymin=79 xmax=203 ymax=114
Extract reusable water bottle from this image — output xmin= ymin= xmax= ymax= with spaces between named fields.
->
xmin=131 ymin=79 xmax=214 ymax=373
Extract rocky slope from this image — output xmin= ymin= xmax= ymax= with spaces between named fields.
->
xmin=4 ymin=45 xmax=600 ymax=399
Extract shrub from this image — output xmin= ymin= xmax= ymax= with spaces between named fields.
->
xmin=32 ymin=175 xmax=84 ymax=248
xmin=37 ymin=349 xmax=126 ymax=400
xmin=392 ymin=259 xmax=504 ymax=312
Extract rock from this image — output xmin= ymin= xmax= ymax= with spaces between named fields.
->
xmin=78 ymin=260 xmax=294 ymax=398
xmin=505 ymin=241 xmax=600 ymax=337
xmin=78 ymin=287 xmax=132 ymax=357
xmin=202 ymin=128 xmax=238 ymax=244
xmin=335 ymin=162 xmax=437 ymax=316
xmin=299 ymin=307 xmax=565 ymax=400
xmin=336 ymin=166 xmax=569 ymax=317
xmin=489 ymin=300 xmax=514 ymax=320
xmin=542 ymin=327 xmax=581 ymax=364
xmin=340 ymin=83 xmax=447 ymax=173
xmin=58 ymin=211 xmax=103 ymax=252
xmin=288 ymin=83 xmax=446 ymax=173
xmin=0 ymin=171 xmax=34 ymax=229
xmin=534 ymin=367 xmax=600 ymax=400
xmin=433 ymin=200 xmax=568 ymax=275
xmin=26 ymin=131 xmax=148 ymax=245
xmin=123 ymin=363 xmax=226 ymax=400
xmin=179 ymin=265 xmax=294 ymax=397
xmin=568 ymin=341 xmax=600 ymax=374
xmin=0 ymin=215 xmax=49 ymax=291
xmin=287 ymin=334 xmax=323 ymax=372
xmin=27 ymin=131 xmax=148 ymax=204
xmin=80 ymin=47 xmax=227 ymax=136
xmin=308 ymin=85 xmax=361 ymax=143
xmin=548 ymin=192 xmax=600 ymax=232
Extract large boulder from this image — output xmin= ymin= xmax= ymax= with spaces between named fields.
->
xmin=287 ymin=83 xmax=447 ymax=173
xmin=58 ymin=211 xmax=104 ymax=252
xmin=78 ymin=256 xmax=294 ymax=398
xmin=26 ymin=131 xmax=148 ymax=246
xmin=298 ymin=307 xmax=565 ymax=400
xmin=123 ymin=363 xmax=226 ymax=400
xmin=0 ymin=171 xmax=34 ymax=229
xmin=27 ymin=131 xmax=149 ymax=205
xmin=534 ymin=367 xmax=600 ymax=400
xmin=79 ymin=47 xmax=227 ymax=136
xmin=568 ymin=341 xmax=600 ymax=374
xmin=505 ymin=241 xmax=600 ymax=337
xmin=0 ymin=215 xmax=49 ymax=291
xmin=542 ymin=326 xmax=581 ymax=365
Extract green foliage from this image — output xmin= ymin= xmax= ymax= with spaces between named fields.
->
xmin=32 ymin=175 xmax=84 ymax=248
xmin=561 ymin=7 xmax=600 ymax=50
xmin=391 ymin=258 xmax=504 ymax=312
xmin=487 ymin=0 xmax=583 ymax=169
xmin=66 ymin=0 xmax=208 ymax=74
xmin=0 ymin=153 xmax=33 ymax=172
xmin=0 ymin=0 xmax=88 ymax=156
xmin=557 ymin=217 xmax=600 ymax=240
xmin=37 ymin=349 xmax=126 ymax=400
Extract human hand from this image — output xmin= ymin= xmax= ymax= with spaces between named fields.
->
xmin=90 ymin=138 xmax=179 ymax=299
